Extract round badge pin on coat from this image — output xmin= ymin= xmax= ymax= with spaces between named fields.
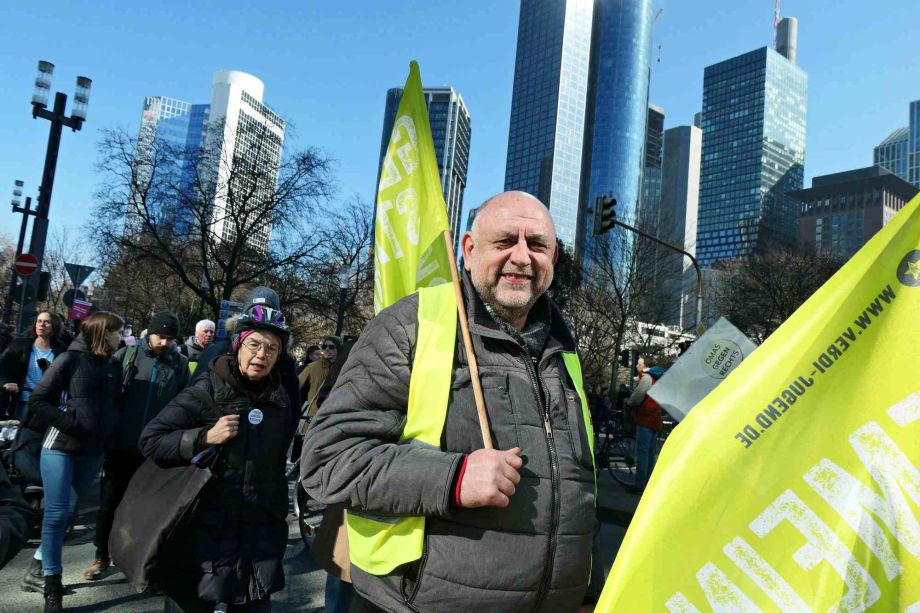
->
xmin=248 ymin=408 xmax=264 ymax=426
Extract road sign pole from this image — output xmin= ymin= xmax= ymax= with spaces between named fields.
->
xmin=16 ymin=275 xmax=27 ymax=333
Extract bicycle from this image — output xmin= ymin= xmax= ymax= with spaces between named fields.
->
xmin=591 ymin=392 xmax=637 ymax=487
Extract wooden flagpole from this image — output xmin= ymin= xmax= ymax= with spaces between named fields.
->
xmin=442 ymin=230 xmax=493 ymax=449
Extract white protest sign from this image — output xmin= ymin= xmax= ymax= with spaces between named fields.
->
xmin=648 ymin=317 xmax=758 ymax=421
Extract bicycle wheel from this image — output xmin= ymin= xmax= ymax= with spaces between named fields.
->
xmin=604 ymin=430 xmax=636 ymax=486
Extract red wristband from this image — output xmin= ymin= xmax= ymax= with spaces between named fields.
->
xmin=453 ymin=455 xmax=469 ymax=508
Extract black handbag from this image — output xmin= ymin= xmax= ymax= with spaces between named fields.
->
xmin=109 ymin=387 xmax=222 ymax=593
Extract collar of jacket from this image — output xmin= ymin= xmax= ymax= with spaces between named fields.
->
xmin=211 ymin=354 xmax=284 ymax=408
xmin=459 ymin=268 xmax=577 ymax=359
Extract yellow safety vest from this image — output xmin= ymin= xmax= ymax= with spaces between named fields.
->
xmin=346 ymin=282 xmax=594 ymax=575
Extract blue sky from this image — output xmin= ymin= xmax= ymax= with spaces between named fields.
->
xmin=0 ymin=0 xmax=917 ymax=249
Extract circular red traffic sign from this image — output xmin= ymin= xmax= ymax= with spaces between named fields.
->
xmin=14 ymin=253 xmax=39 ymax=277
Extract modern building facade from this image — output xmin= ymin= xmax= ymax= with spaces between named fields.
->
xmin=581 ymin=0 xmax=656 ymax=253
xmin=874 ymin=128 xmax=909 ymax=182
xmin=696 ymin=35 xmax=807 ymax=267
xmin=503 ymin=0 xmax=657 ymax=257
xmin=873 ymin=99 xmax=920 ymax=188
xmin=639 ymin=104 xmax=665 ymax=231
xmin=377 ymin=86 xmax=471 ymax=252
xmin=208 ymin=71 xmax=285 ymax=253
xmin=658 ymin=124 xmax=702 ymax=326
xmin=504 ymin=0 xmax=594 ymax=249
xmin=131 ymin=97 xmax=210 ymax=233
xmin=791 ymin=165 xmax=918 ymax=258
xmin=131 ymin=71 xmax=284 ymax=253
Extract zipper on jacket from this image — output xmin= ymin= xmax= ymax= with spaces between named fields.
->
xmin=403 ymin=534 xmax=428 ymax=611
xmin=524 ymin=354 xmax=560 ymax=612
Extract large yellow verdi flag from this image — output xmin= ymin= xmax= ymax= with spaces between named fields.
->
xmin=374 ymin=61 xmax=452 ymax=313
xmin=599 ymin=194 xmax=920 ymax=611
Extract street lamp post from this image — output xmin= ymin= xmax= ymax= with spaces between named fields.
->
xmin=335 ymin=263 xmax=352 ymax=336
xmin=3 ymin=180 xmax=39 ymax=325
xmin=20 ymin=61 xmax=91 ymax=321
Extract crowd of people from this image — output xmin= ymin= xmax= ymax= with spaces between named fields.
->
xmin=0 ymin=284 xmax=353 ymax=612
xmin=0 ymin=190 xmax=672 ymax=613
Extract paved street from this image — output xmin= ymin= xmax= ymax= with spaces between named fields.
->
xmin=0 ymin=472 xmax=630 ymax=612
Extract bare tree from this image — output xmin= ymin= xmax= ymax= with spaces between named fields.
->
xmin=709 ymin=248 xmax=845 ymax=343
xmin=90 ymin=119 xmax=333 ymax=322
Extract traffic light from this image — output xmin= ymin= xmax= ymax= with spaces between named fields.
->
xmin=592 ymin=195 xmax=618 ymax=235
xmin=618 ymin=349 xmax=638 ymax=370
xmin=36 ymin=271 xmax=51 ymax=302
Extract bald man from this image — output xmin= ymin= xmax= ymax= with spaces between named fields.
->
xmin=302 ymin=192 xmax=600 ymax=612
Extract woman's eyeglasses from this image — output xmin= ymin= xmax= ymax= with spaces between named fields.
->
xmin=242 ymin=339 xmax=280 ymax=357
xmin=321 ymin=344 xmax=336 ymax=350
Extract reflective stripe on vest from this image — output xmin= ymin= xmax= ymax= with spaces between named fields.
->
xmin=346 ymin=283 xmax=592 ymax=575
xmin=347 ymin=282 xmax=457 ymax=574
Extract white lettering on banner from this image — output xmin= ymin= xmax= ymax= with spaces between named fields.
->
xmin=888 ymin=391 xmax=920 ymax=427
xmin=848 ymin=422 xmax=920 ymax=550
xmin=396 ymin=188 xmax=420 ymax=246
xmin=378 ymin=154 xmax=402 ymax=192
xmin=750 ymin=490 xmax=880 ymax=611
xmin=723 ymin=537 xmax=809 ymax=610
xmin=416 ymin=244 xmax=449 ymax=287
xmin=375 ymin=199 xmax=403 ymax=262
xmin=393 ymin=116 xmax=418 ymax=175
xmin=805 ymin=459 xmax=913 ymax=580
xmin=665 ymin=593 xmax=702 ymax=613
xmin=694 ymin=563 xmax=760 ymax=612
xmin=664 ymin=391 xmax=920 ymax=611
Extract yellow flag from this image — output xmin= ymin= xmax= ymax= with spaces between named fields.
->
xmin=599 ymin=194 xmax=920 ymax=611
xmin=374 ymin=61 xmax=452 ymax=313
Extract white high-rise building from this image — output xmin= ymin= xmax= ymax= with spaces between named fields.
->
xmin=207 ymin=71 xmax=285 ymax=253
xmin=131 ymin=71 xmax=284 ymax=253
xmin=659 ymin=124 xmax=701 ymax=327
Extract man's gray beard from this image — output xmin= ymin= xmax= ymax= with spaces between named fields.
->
xmin=472 ymin=276 xmax=535 ymax=325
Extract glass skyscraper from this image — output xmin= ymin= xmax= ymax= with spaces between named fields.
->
xmin=504 ymin=0 xmax=594 ymax=249
xmin=696 ymin=46 xmax=807 ymax=267
xmin=639 ymin=104 xmax=665 ymax=231
xmin=504 ymin=0 xmax=655 ymax=258
xmin=874 ymin=128 xmax=908 ymax=182
xmin=377 ymin=86 xmax=472 ymax=253
xmin=874 ymin=99 xmax=920 ymax=188
xmin=582 ymin=0 xmax=656 ymax=242
xmin=131 ymin=72 xmax=284 ymax=253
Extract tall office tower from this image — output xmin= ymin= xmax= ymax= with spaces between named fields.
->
xmin=376 ymin=86 xmax=472 ymax=252
xmin=658 ymin=125 xmax=702 ymax=327
xmin=792 ymin=166 xmax=918 ymax=258
xmin=873 ymin=99 xmax=920 ymax=188
xmin=504 ymin=0 xmax=594 ymax=249
xmin=581 ymin=0 xmax=656 ymax=252
xmin=130 ymin=97 xmax=210 ymax=233
xmin=504 ymin=0 xmax=655 ymax=255
xmin=639 ymin=104 xmax=665 ymax=230
xmin=131 ymin=71 xmax=283 ymax=253
xmin=696 ymin=28 xmax=807 ymax=267
xmin=208 ymin=71 xmax=285 ymax=253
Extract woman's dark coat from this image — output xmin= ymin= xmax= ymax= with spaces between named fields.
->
xmin=138 ymin=356 xmax=292 ymax=605
xmin=27 ymin=335 xmax=121 ymax=454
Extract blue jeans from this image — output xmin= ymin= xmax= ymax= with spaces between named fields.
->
xmin=40 ymin=448 xmax=102 ymax=575
xmin=634 ymin=425 xmax=658 ymax=490
xmin=324 ymin=574 xmax=354 ymax=613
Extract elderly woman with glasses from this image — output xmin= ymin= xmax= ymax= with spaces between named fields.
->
xmin=139 ymin=306 xmax=293 ymax=613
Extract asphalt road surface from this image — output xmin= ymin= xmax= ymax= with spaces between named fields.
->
xmin=0 ymin=475 xmax=626 ymax=612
